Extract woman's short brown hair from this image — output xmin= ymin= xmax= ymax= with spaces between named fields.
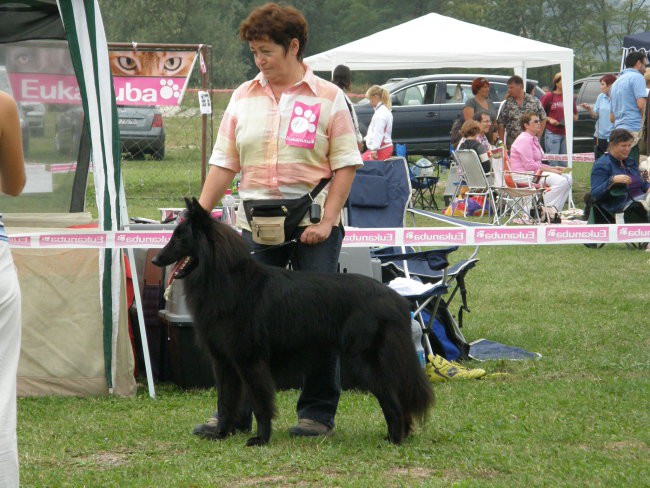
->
xmin=519 ymin=111 xmax=539 ymax=129
xmin=460 ymin=120 xmax=481 ymax=138
xmin=600 ymin=74 xmax=617 ymax=86
xmin=239 ymin=3 xmax=308 ymax=60
xmin=471 ymin=77 xmax=489 ymax=95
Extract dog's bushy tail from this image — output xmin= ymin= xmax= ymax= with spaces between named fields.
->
xmin=396 ymin=332 xmax=435 ymax=424
xmin=374 ymin=312 xmax=435 ymax=425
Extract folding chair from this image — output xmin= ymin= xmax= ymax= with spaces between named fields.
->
xmin=493 ymin=146 xmax=548 ymax=225
xmin=583 ymin=187 xmax=649 ymax=250
xmin=346 ymin=157 xmax=479 ymax=362
xmin=408 ymin=158 xmax=439 ymax=210
xmin=452 ymin=149 xmax=498 ymax=223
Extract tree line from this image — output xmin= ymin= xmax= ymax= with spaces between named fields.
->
xmin=99 ymin=0 xmax=650 ymax=89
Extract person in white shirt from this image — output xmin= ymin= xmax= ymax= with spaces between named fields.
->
xmin=362 ymin=85 xmax=393 ymax=160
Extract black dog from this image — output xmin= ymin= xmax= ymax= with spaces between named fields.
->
xmin=153 ymin=198 xmax=434 ymax=446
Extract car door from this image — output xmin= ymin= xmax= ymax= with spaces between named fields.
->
xmin=435 ymin=80 xmax=474 ymax=153
xmin=574 ymin=79 xmax=601 ymax=152
xmin=389 ymin=81 xmax=440 ymax=154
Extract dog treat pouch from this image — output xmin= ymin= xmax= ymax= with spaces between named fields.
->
xmin=243 ymin=178 xmax=331 ymax=245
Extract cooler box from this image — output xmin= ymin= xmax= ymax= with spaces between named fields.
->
xmin=159 ymin=277 xmax=214 ymax=389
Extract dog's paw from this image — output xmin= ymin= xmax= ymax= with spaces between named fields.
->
xmin=385 ymin=434 xmax=403 ymax=445
xmin=245 ymin=436 xmax=268 ymax=447
xmin=214 ymin=429 xmax=234 ymax=439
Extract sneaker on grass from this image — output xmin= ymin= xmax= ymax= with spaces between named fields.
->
xmin=288 ymin=418 xmax=333 ymax=437
xmin=426 ymin=354 xmax=486 ymax=382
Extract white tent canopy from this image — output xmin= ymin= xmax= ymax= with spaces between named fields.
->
xmin=305 ymin=13 xmax=576 ymax=167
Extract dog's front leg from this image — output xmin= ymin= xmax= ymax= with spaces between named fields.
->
xmin=238 ymin=360 xmax=276 ymax=446
xmin=213 ymin=355 xmax=247 ymax=438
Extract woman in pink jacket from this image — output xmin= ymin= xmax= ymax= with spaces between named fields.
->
xmin=509 ymin=111 xmax=572 ymax=210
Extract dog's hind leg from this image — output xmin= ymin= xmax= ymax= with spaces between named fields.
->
xmin=236 ymin=360 xmax=277 ymax=447
xmin=373 ymin=389 xmax=405 ymax=444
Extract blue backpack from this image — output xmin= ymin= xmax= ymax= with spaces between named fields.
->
xmin=420 ymin=302 xmax=469 ymax=361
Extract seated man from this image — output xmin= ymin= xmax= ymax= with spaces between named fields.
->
xmin=590 ymin=128 xmax=650 ymax=221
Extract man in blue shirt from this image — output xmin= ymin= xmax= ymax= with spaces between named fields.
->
xmin=610 ymin=50 xmax=647 ymax=161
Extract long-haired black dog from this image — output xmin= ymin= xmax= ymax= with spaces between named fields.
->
xmin=153 ymin=198 xmax=434 ymax=446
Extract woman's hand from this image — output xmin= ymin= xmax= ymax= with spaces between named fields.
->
xmin=611 ymin=174 xmax=631 ymax=186
xmin=300 ymin=222 xmax=332 ymax=245
xmin=371 ymin=150 xmax=378 ymax=159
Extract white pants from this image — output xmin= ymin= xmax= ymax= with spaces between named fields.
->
xmin=541 ymin=172 xmax=572 ymax=210
xmin=0 ymin=242 xmax=21 ymax=488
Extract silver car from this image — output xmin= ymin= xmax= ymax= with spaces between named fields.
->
xmin=118 ymin=105 xmax=165 ymax=160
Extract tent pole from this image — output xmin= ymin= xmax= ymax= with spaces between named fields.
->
xmin=119 ymin=180 xmax=156 ymax=399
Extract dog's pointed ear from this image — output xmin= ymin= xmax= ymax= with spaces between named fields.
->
xmin=191 ymin=197 xmax=201 ymax=210
xmin=186 ymin=197 xmax=212 ymax=224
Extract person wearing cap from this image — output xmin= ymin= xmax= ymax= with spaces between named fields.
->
xmin=540 ymin=72 xmax=578 ymax=163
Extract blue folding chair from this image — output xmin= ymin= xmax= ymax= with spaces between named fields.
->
xmin=345 ymin=157 xmax=479 ymax=361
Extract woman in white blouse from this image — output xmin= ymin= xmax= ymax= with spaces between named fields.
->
xmin=362 ymin=85 xmax=393 ymax=160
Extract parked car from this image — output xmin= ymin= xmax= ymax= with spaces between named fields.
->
xmin=354 ymin=74 xmax=544 ymax=156
xmin=117 ymin=105 xmax=165 ymax=160
xmin=355 ymin=74 xmax=545 ymax=156
xmin=21 ymin=101 xmax=46 ymax=137
xmin=573 ymin=74 xmax=615 ymax=153
xmin=55 ymin=105 xmax=166 ymax=160
xmin=382 ymin=77 xmax=407 ymax=89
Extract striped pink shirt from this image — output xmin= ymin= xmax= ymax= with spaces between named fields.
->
xmin=209 ymin=66 xmax=363 ymax=229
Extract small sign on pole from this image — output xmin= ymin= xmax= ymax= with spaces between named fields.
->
xmin=198 ymin=90 xmax=212 ymax=115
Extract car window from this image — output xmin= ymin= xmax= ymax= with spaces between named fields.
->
xmin=392 ymin=82 xmax=436 ymax=106
xmin=580 ymin=80 xmax=601 ymax=105
xmin=489 ymin=83 xmax=508 ymax=102
xmin=442 ymin=83 xmax=472 ymax=104
xmin=573 ymin=81 xmax=583 ymax=99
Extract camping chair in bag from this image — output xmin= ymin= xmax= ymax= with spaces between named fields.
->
xmin=345 ymin=157 xmax=480 ymax=366
xmin=494 ymin=146 xmax=548 ymax=225
xmin=408 ymin=158 xmax=439 ymax=210
xmin=451 ymin=149 xmax=499 ymax=223
xmin=583 ymin=185 xmax=649 ymax=250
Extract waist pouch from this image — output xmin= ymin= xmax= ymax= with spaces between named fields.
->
xmin=243 ymin=178 xmax=331 ymax=245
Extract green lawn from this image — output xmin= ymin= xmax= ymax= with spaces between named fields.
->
xmin=15 ymin=94 xmax=650 ymax=487
xmin=17 ymin=241 xmax=650 ymax=487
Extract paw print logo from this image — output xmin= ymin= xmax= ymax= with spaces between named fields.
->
xmin=159 ymin=79 xmax=181 ymax=100
xmin=290 ymin=106 xmax=317 ymax=134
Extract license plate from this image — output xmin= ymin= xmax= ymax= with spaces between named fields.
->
xmin=119 ymin=118 xmax=138 ymax=126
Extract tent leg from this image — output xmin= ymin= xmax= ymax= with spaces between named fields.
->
xmin=118 ymin=177 xmax=155 ymax=398
xmin=126 ymin=247 xmax=156 ymax=399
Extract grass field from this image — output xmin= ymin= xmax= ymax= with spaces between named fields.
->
xmin=17 ymin=242 xmax=650 ymax=487
xmin=14 ymin=93 xmax=650 ymax=487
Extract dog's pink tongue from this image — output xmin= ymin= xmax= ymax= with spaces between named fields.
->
xmin=168 ymin=257 xmax=190 ymax=286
